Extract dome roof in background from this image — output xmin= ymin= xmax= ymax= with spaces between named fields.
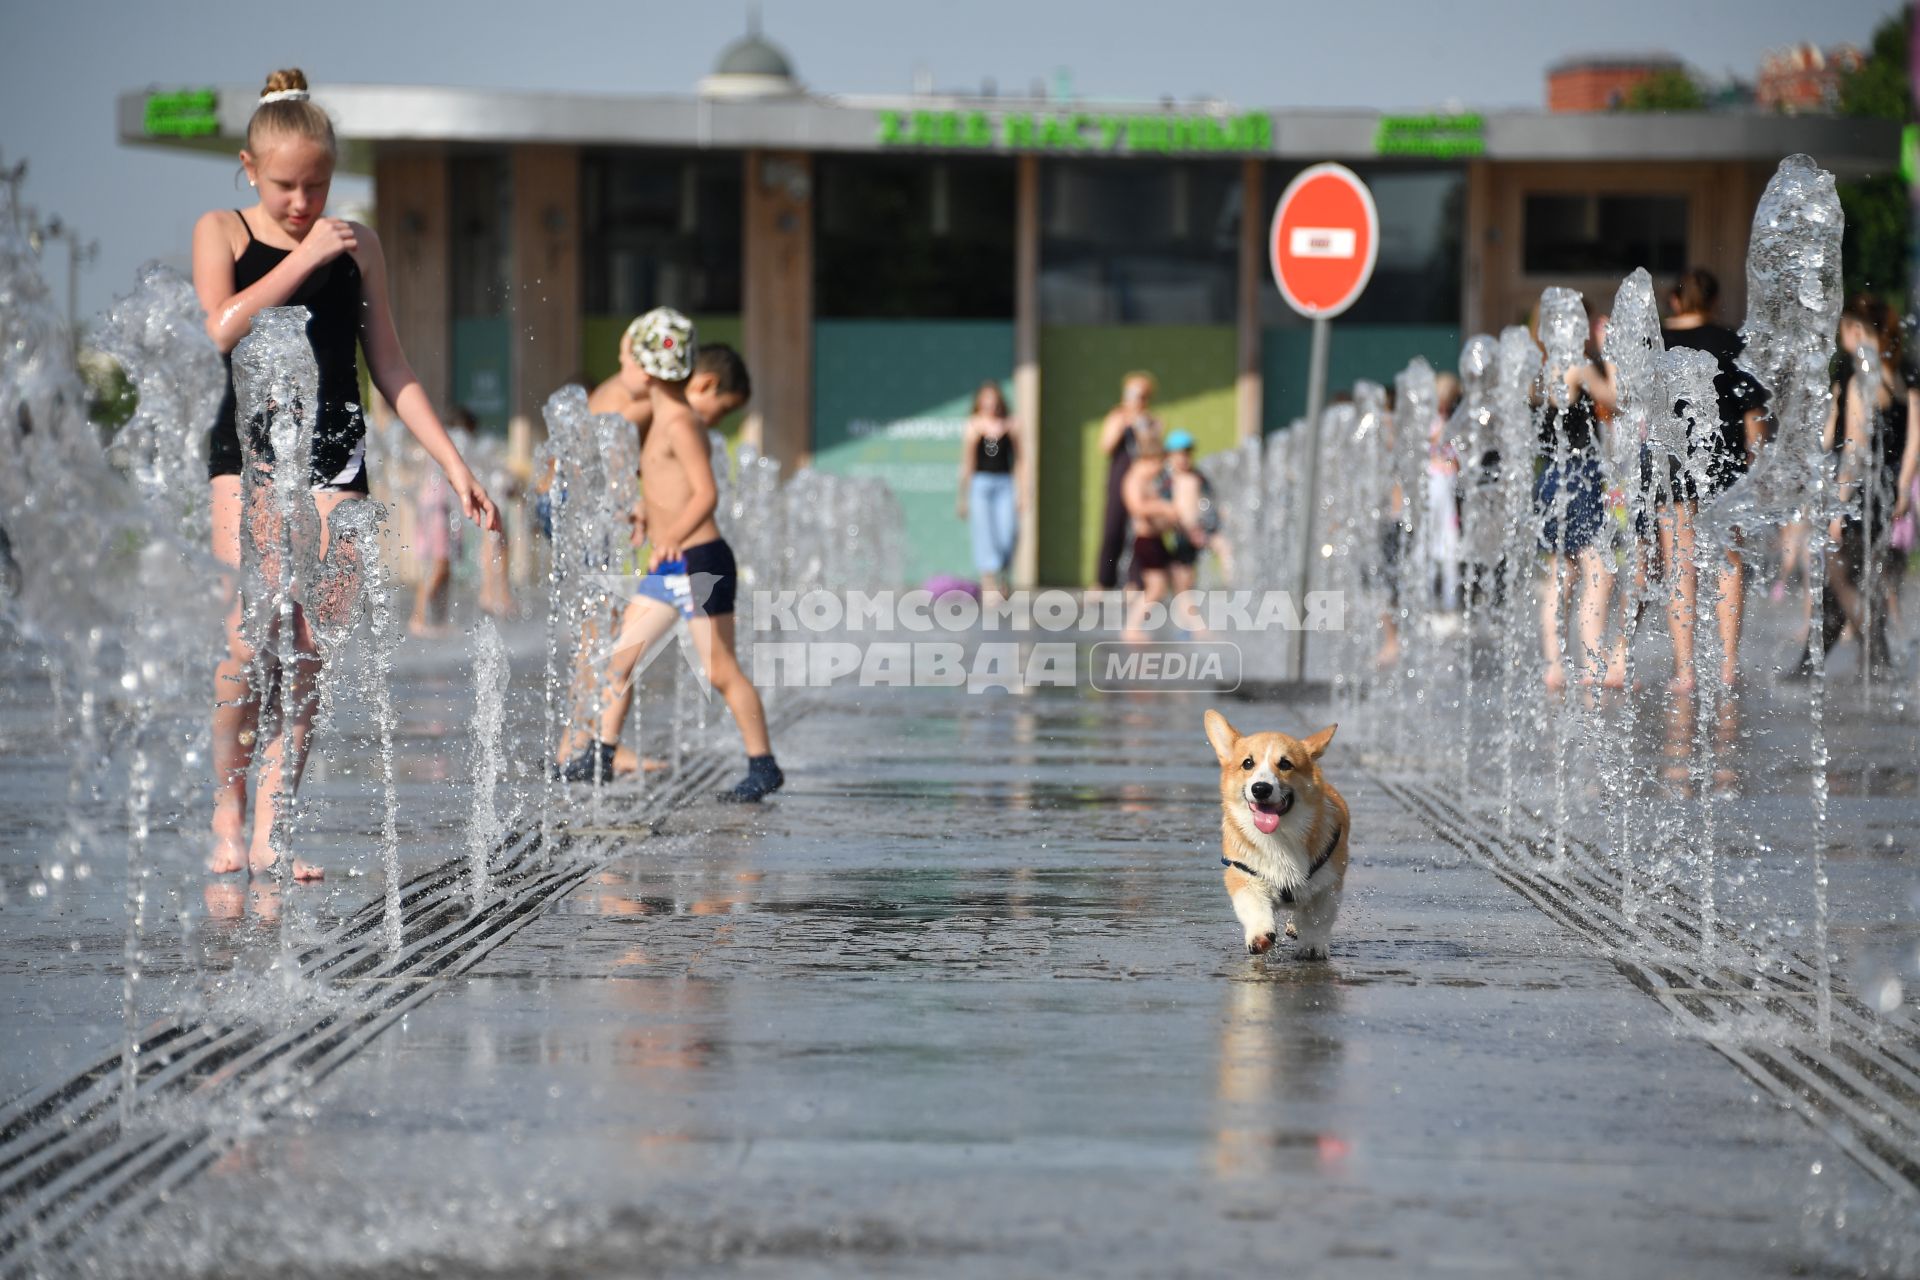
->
xmin=714 ymin=34 xmax=794 ymax=79
xmin=700 ymin=18 xmax=802 ymax=99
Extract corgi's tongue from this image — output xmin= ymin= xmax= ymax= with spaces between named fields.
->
xmin=1248 ymin=798 xmax=1287 ymax=835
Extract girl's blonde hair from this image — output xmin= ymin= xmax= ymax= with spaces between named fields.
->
xmin=972 ymin=380 xmax=1008 ymax=417
xmin=246 ymin=68 xmax=337 ymax=157
xmin=1121 ymin=370 xmax=1157 ymax=400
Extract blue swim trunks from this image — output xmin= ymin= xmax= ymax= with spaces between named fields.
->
xmin=634 ymin=558 xmax=696 ymax=618
xmin=632 ymin=538 xmax=738 ymax=618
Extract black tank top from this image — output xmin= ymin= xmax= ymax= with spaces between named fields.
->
xmin=207 ymin=210 xmax=369 ymax=490
xmin=1539 ymin=383 xmax=1601 ymax=459
xmin=974 ymin=427 xmax=1015 ymax=475
xmin=1833 ymin=374 xmax=1912 ymax=482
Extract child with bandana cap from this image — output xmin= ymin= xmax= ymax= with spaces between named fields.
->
xmin=558 ymin=309 xmax=781 ymax=802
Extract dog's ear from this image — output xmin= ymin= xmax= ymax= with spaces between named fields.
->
xmin=1203 ymin=709 xmax=1240 ymax=765
xmin=1302 ymin=723 xmax=1337 ymax=760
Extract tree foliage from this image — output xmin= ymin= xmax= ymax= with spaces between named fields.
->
xmin=1836 ymin=8 xmax=1913 ymax=306
xmin=1620 ymin=69 xmax=1705 ymax=112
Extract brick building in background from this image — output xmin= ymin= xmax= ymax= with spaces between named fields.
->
xmin=1756 ymin=44 xmax=1865 ymax=113
xmin=1547 ymin=54 xmax=1686 ymax=112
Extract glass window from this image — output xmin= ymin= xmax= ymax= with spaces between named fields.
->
xmin=815 ymin=155 xmax=1014 ymax=318
xmin=1260 ymin=163 xmax=1464 ymax=327
xmin=1522 ymin=193 xmax=1687 ymax=277
xmin=582 ymin=151 xmax=743 ymax=315
xmin=450 ymin=152 xmax=508 ymax=319
xmin=1040 ymin=159 xmax=1239 ymax=324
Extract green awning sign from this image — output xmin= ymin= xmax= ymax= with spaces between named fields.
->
xmin=1374 ymin=114 xmax=1484 ymax=158
xmin=145 ymin=90 xmax=220 ymax=139
xmin=877 ymin=108 xmax=1272 ymax=155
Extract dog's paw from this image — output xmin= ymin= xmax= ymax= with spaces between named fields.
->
xmin=1245 ymin=931 xmax=1278 ymax=956
xmin=1294 ymin=942 xmax=1329 ymax=961
xmin=1283 ymin=918 xmax=1298 ymax=940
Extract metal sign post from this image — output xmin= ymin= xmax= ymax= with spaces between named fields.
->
xmin=1268 ymin=164 xmax=1379 ymax=682
xmin=1292 ymin=315 xmax=1331 ymax=679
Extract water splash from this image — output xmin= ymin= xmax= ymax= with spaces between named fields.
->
xmin=466 ymin=619 xmax=510 ymax=912
xmin=1736 ymin=156 xmax=1845 ymax=1044
xmin=1492 ymin=326 xmax=1542 ymax=836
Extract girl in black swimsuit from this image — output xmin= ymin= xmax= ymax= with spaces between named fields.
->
xmin=191 ymin=69 xmax=499 ymax=882
xmin=1799 ymin=297 xmax=1920 ymax=673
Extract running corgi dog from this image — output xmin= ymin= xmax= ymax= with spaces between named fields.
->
xmin=1203 ymin=710 xmax=1349 ymax=960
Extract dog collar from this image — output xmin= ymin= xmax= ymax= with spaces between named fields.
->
xmin=1222 ymin=820 xmax=1341 ymax=906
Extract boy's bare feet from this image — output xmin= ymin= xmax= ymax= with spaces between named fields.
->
xmin=407 ymin=619 xmax=450 ymax=639
xmin=611 ymin=745 xmax=670 ymax=776
xmin=209 ymin=805 xmax=247 ymax=875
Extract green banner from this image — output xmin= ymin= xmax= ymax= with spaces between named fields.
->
xmin=144 ymin=89 xmax=220 ymax=139
xmin=878 ymin=108 xmax=1271 ymax=155
xmin=813 ymin=319 xmax=1015 ymax=586
xmin=452 ymin=316 xmax=511 ymax=432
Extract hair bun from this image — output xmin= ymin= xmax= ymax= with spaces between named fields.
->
xmin=262 ymin=68 xmax=309 ymax=98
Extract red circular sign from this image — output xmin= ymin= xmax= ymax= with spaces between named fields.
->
xmin=1270 ymin=163 xmax=1379 ymax=319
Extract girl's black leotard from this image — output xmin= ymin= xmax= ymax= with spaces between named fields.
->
xmin=207 ymin=210 xmax=369 ymax=491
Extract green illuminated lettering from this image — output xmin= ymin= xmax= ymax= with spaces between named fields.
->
xmin=1125 ymin=116 xmax=1168 ymax=153
xmin=1039 ymin=114 xmax=1078 ymax=149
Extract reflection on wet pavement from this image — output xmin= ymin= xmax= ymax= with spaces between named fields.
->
xmin=33 ymin=681 xmax=1903 ymax=1278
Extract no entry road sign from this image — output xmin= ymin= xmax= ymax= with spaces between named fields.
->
xmin=1270 ymin=163 xmax=1379 ymax=319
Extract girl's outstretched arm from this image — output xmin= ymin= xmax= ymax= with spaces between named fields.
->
xmin=353 ymin=223 xmax=499 ymax=532
xmin=192 ymin=210 xmax=354 ymax=353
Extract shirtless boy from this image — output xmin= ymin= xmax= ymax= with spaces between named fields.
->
xmin=557 ymin=309 xmax=782 ymax=802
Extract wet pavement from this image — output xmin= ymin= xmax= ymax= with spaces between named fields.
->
xmin=2 ymin=598 xmax=1918 ymax=1278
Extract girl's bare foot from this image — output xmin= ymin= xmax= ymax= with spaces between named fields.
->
xmin=1669 ymin=672 xmax=1696 ymax=695
xmin=1601 ymin=647 xmax=1629 ymax=690
xmin=203 ymin=881 xmax=245 ymax=920
xmin=1544 ymin=662 xmax=1567 ymax=693
xmin=248 ymin=841 xmax=324 ymax=882
xmin=407 ymin=619 xmax=450 ymax=639
xmin=1372 ymin=641 xmax=1400 ymax=670
xmin=209 ymin=807 xmax=247 ymax=875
